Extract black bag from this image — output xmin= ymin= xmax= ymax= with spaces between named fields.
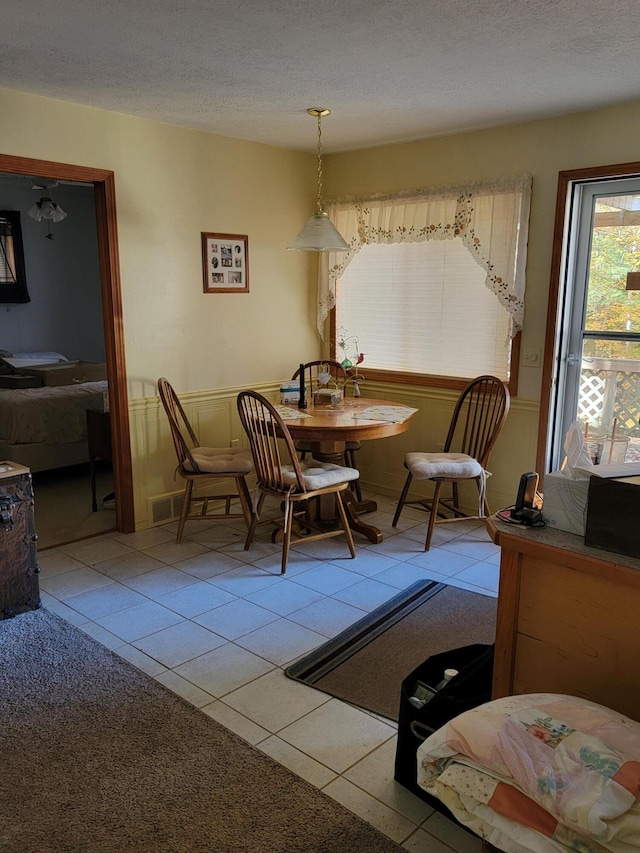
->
xmin=394 ymin=643 xmax=494 ymax=803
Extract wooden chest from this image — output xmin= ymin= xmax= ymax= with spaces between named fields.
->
xmin=0 ymin=462 xmax=40 ymax=619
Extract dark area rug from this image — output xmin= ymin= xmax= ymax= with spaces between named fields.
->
xmin=286 ymin=580 xmax=497 ymax=721
xmin=0 ymin=608 xmax=403 ymax=853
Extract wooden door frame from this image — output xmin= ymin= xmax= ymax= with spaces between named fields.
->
xmin=536 ymin=160 xmax=640 ymax=478
xmin=0 ymin=154 xmax=134 ymax=533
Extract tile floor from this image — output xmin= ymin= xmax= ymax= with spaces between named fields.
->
xmin=38 ymin=492 xmax=500 ymax=852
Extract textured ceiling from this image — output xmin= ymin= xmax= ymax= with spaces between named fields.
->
xmin=3 ymin=0 xmax=640 ymax=152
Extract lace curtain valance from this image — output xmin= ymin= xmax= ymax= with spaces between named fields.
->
xmin=317 ymin=175 xmax=532 ymax=340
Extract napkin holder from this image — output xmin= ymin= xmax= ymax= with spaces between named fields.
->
xmin=313 ymin=387 xmax=343 ymax=406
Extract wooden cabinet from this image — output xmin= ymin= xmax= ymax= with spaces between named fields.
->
xmin=488 ymin=516 xmax=640 ymax=721
xmin=0 ymin=462 xmax=39 ymax=619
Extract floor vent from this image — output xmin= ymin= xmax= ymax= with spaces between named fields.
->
xmin=151 ymin=494 xmax=183 ymax=525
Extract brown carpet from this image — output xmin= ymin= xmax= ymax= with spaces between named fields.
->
xmin=0 ymin=608 xmax=402 ymax=853
xmin=286 ymin=581 xmax=497 ymax=721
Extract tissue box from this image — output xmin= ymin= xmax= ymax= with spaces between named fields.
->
xmin=585 ymin=475 xmax=640 ymax=558
xmin=542 ymin=471 xmax=590 ymax=536
xmin=279 ymin=381 xmax=300 ymax=404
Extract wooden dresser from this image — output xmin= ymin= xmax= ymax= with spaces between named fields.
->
xmin=488 ymin=516 xmax=640 ymax=722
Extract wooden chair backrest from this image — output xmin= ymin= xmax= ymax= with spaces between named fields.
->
xmin=444 ymin=375 xmax=510 ymax=469
xmin=237 ymin=390 xmax=306 ymax=493
xmin=157 ymin=377 xmax=202 ymax=475
xmin=291 ymin=360 xmax=347 ymax=391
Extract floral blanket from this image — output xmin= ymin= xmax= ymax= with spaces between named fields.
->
xmin=416 ymin=693 xmax=640 ymax=853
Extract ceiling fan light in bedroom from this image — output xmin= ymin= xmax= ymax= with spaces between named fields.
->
xmin=28 ymin=195 xmax=67 ymax=224
xmin=28 ymin=188 xmax=67 ymax=239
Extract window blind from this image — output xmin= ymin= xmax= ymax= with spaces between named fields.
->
xmin=336 ymin=238 xmax=511 ymax=379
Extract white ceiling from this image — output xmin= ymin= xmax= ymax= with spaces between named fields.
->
xmin=3 ymin=0 xmax=640 ymax=153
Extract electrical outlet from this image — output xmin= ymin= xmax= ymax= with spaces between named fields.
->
xmin=522 ymin=347 xmax=541 ymax=367
xmin=230 ymin=438 xmax=239 ymax=448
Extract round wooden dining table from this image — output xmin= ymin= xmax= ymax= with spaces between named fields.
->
xmin=278 ymin=397 xmax=416 ymax=543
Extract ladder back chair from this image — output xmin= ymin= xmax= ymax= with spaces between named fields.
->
xmin=392 ymin=375 xmax=510 ymax=550
xmin=291 ymin=360 xmax=363 ymax=501
xmin=237 ymin=389 xmax=358 ymax=574
xmin=157 ymin=377 xmax=253 ymax=544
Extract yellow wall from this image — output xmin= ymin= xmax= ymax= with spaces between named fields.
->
xmin=0 ymin=86 xmax=320 ymax=396
xmin=4 ymin=85 xmax=640 ymax=528
xmin=325 ymin=100 xmax=640 ymax=402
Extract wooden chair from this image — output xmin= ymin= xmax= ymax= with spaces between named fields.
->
xmin=392 ymin=375 xmax=510 ymax=550
xmin=157 ymin=377 xmax=253 ymax=544
xmin=237 ymin=389 xmax=358 ymax=574
xmin=290 ymin=360 xmax=363 ymax=501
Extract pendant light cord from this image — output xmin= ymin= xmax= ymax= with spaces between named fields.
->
xmin=316 ymin=113 xmax=325 ymax=215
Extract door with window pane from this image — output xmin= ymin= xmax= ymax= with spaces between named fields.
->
xmin=555 ymin=177 xmax=640 ymax=468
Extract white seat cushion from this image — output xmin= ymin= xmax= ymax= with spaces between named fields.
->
xmin=405 ymin=452 xmax=483 ymax=480
xmin=185 ymin=446 xmax=253 ymax=474
xmin=281 ymin=458 xmax=359 ymax=491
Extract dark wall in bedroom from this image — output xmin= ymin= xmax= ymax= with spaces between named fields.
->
xmin=0 ymin=177 xmax=105 ymax=362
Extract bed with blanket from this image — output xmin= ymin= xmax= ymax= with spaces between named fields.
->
xmin=416 ymin=693 xmax=640 ymax=853
xmin=0 ymin=351 xmax=108 ymax=472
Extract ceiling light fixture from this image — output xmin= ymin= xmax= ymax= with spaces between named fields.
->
xmin=28 ymin=181 xmax=67 ymax=239
xmin=287 ymin=108 xmax=349 ymax=252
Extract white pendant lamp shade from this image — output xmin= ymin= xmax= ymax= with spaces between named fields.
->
xmin=287 ymin=108 xmax=349 ymax=252
xmin=28 ymin=197 xmax=67 ymax=223
xmin=288 ymin=212 xmax=349 ymax=252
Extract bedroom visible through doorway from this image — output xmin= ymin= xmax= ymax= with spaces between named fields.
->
xmin=0 ymin=173 xmax=114 ymax=548
xmin=0 ymin=153 xmax=134 ymax=545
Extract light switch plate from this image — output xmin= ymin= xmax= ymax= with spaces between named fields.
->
xmin=522 ymin=347 xmax=541 ymax=366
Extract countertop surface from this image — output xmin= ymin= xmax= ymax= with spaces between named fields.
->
xmin=487 ymin=514 xmax=640 ymax=572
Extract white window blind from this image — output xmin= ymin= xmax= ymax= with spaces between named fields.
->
xmin=336 ymin=238 xmax=511 ymax=379
xmin=0 ymin=216 xmax=16 ymax=283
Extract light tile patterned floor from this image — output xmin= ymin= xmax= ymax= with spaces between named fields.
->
xmin=38 ymin=493 xmax=499 ymax=851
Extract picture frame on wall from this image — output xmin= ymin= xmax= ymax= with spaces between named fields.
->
xmin=202 ymin=232 xmax=249 ymax=293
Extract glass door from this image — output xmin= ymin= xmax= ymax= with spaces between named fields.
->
xmin=554 ymin=177 xmax=640 ymax=468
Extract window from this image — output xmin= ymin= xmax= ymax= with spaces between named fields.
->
xmin=545 ymin=175 xmax=640 ymax=471
xmin=0 ymin=211 xmax=29 ymax=303
xmin=336 ymin=238 xmax=512 ymax=380
xmin=318 ymin=176 xmax=531 ymax=389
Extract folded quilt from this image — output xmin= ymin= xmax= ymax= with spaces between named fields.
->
xmin=416 ymin=693 xmax=640 ymax=853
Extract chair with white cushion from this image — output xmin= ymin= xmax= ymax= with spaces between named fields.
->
xmin=291 ymin=360 xmax=363 ymax=501
xmin=158 ymin=377 xmax=253 ymax=544
xmin=237 ymin=389 xmax=358 ymax=574
xmin=392 ymin=375 xmax=510 ymax=550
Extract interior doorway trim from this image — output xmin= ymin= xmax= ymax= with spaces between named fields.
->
xmin=536 ymin=159 xmax=640 ymax=478
xmin=0 ymin=153 xmax=134 ymax=533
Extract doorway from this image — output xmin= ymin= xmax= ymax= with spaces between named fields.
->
xmin=538 ymin=162 xmax=640 ymax=475
xmin=0 ymin=154 xmax=134 ymax=537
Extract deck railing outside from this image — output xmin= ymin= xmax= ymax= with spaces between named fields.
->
xmin=579 ymin=358 xmax=640 ymax=461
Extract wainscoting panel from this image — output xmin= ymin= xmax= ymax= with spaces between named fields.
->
xmin=129 ymin=380 xmax=539 ymax=531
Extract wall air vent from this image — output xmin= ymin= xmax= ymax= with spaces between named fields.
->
xmin=150 ymin=493 xmax=183 ymax=525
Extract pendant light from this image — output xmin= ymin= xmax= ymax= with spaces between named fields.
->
xmin=28 ymin=180 xmax=67 ymax=240
xmin=287 ymin=108 xmax=349 ymax=252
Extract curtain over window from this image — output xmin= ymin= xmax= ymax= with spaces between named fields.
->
xmin=318 ymin=175 xmax=532 ymax=339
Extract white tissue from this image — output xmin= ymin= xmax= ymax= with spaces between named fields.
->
xmin=560 ymin=421 xmax=596 ymax=479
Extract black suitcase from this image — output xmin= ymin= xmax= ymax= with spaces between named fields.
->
xmin=394 ymin=643 xmax=494 ymax=806
xmin=0 ymin=462 xmax=40 ymax=619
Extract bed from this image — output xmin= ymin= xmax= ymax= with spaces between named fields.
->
xmin=0 ymin=351 xmax=108 ymax=472
xmin=416 ymin=693 xmax=640 ymax=853
xmin=414 ymin=520 xmax=640 ymax=853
